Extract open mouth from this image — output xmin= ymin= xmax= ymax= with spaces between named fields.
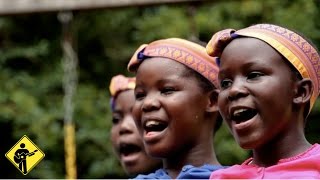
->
xmin=231 ymin=108 xmax=257 ymax=124
xmin=119 ymin=143 xmax=141 ymax=156
xmin=144 ymin=120 xmax=168 ymax=134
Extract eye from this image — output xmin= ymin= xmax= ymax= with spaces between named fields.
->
xmin=112 ymin=116 xmax=121 ymax=125
xmin=220 ymin=79 xmax=232 ymax=89
xmin=134 ymin=91 xmax=146 ymax=100
xmin=247 ymin=72 xmax=264 ymax=80
xmin=161 ymin=87 xmax=176 ymax=95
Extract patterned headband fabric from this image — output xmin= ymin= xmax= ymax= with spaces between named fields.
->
xmin=127 ymin=38 xmax=219 ymax=88
xmin=206 ymin=24 xmax=320 ymax=112
xmin=109 ymin=75 xmax=136 ymax=111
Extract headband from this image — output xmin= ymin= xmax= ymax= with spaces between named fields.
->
xmin=109 ymin=75 xmax=136 ymax=111
xmin=127 ymin=38 xmax=219 ymax=88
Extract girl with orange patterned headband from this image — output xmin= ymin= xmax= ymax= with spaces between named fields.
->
xmin=127 ymin=38 xmax=226 ymax=179
xmin=206 ymin=24 xmax=320 ymax=178
xmin=109 ymin=75 xmax=162 ymax=176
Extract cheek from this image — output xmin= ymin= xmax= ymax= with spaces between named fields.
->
xmin=255 ymin=81 xmax=292 ymax=107
xmin=132 ymin=103 xmax=142 ymax=127
xmin=171 ymin=92 xmax=201 ymax=111
xmin=217 ymin=92 xmax=228 ymax=115
xmin=217 ymin=92 xmax=233 ymax=127
xmin=110 ymin=126 xmax=118 ymax=147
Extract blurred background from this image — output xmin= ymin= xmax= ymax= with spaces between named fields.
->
xmin=0 ymin=0 xmax=319 ymax=178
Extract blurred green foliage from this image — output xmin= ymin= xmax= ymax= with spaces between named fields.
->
xmin=0 ymin=0 xmax=319 ymax=178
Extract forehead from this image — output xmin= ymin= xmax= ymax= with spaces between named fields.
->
xmin=222 ymin=38 xmax=279 ymax=59
xmin=115 ymin=90 xmax=135 ymax=108
xmin=220 ymin=38 xmax=288 ymax=71
xmin=136 ymin=57 xmax=189 ymax=82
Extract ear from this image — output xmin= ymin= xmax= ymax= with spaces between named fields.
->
xmin=293 ymin=78 xmax=313 ymax=105
xmin=206 ymin=89 xmax=219 ymax=113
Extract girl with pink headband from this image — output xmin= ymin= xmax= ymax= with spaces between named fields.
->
xmin=127 ymin=38 xmax=225 ymax=179
xmin=206 ymin=23 xmax=320 ymax=178
xmin=109 ymin=75 xmax=162 ymax=177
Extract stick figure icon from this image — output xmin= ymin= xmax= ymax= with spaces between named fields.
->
xmin=14 ymin=143 xmax=37 ymax=174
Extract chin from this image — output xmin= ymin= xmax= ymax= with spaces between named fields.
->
xmin=237 ymin=138 xmax=258 ymax=150
xmin=239 ymin=143 xmax=254 ymax=150
xmin=146 ymin=147 xmax=170 ymax=159
xmin=125 ymin=169 xmax=140 ymax=177
xmin=146 ymin=149 xmax=165 ymax=158
xmin=124 ymin=164 xmax=145 ymax=176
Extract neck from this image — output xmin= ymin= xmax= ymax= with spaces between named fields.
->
xmin=163 ymin=136 xmax=220 ymax=178
xmin=252 ymin=119 xmax=311 ymax=167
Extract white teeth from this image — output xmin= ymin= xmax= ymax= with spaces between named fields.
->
xmin=233 ymin=109 xmax=247 ymax=116
xmin=145 ymin=120 xmax=161 ymax=127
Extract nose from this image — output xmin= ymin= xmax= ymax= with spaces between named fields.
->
xmin=119 ymin=114 xmax=136 ymax=135
xmin=227 ymin=78 xmax=249 ymax=101
xmin=141 ymin=93 xmax=160 ymax=112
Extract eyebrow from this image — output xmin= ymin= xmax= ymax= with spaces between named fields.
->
xmin=157 ymin=77 xmax=180 ymax=84
xmin=135 ymin=75 xmax=181 ymax=88
xmin=220 ymin=61 xmax=271 ymax=78
xmin=112 ymin=109 xmax=122 ymax=114
xmin=220 ymin=60 xmax=270 ymax=71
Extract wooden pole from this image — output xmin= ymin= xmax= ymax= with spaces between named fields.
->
xmin=0 ymin=0 xmax=210 ymax=15
xmin=59 ymin=11 xmax=78 ymax=179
